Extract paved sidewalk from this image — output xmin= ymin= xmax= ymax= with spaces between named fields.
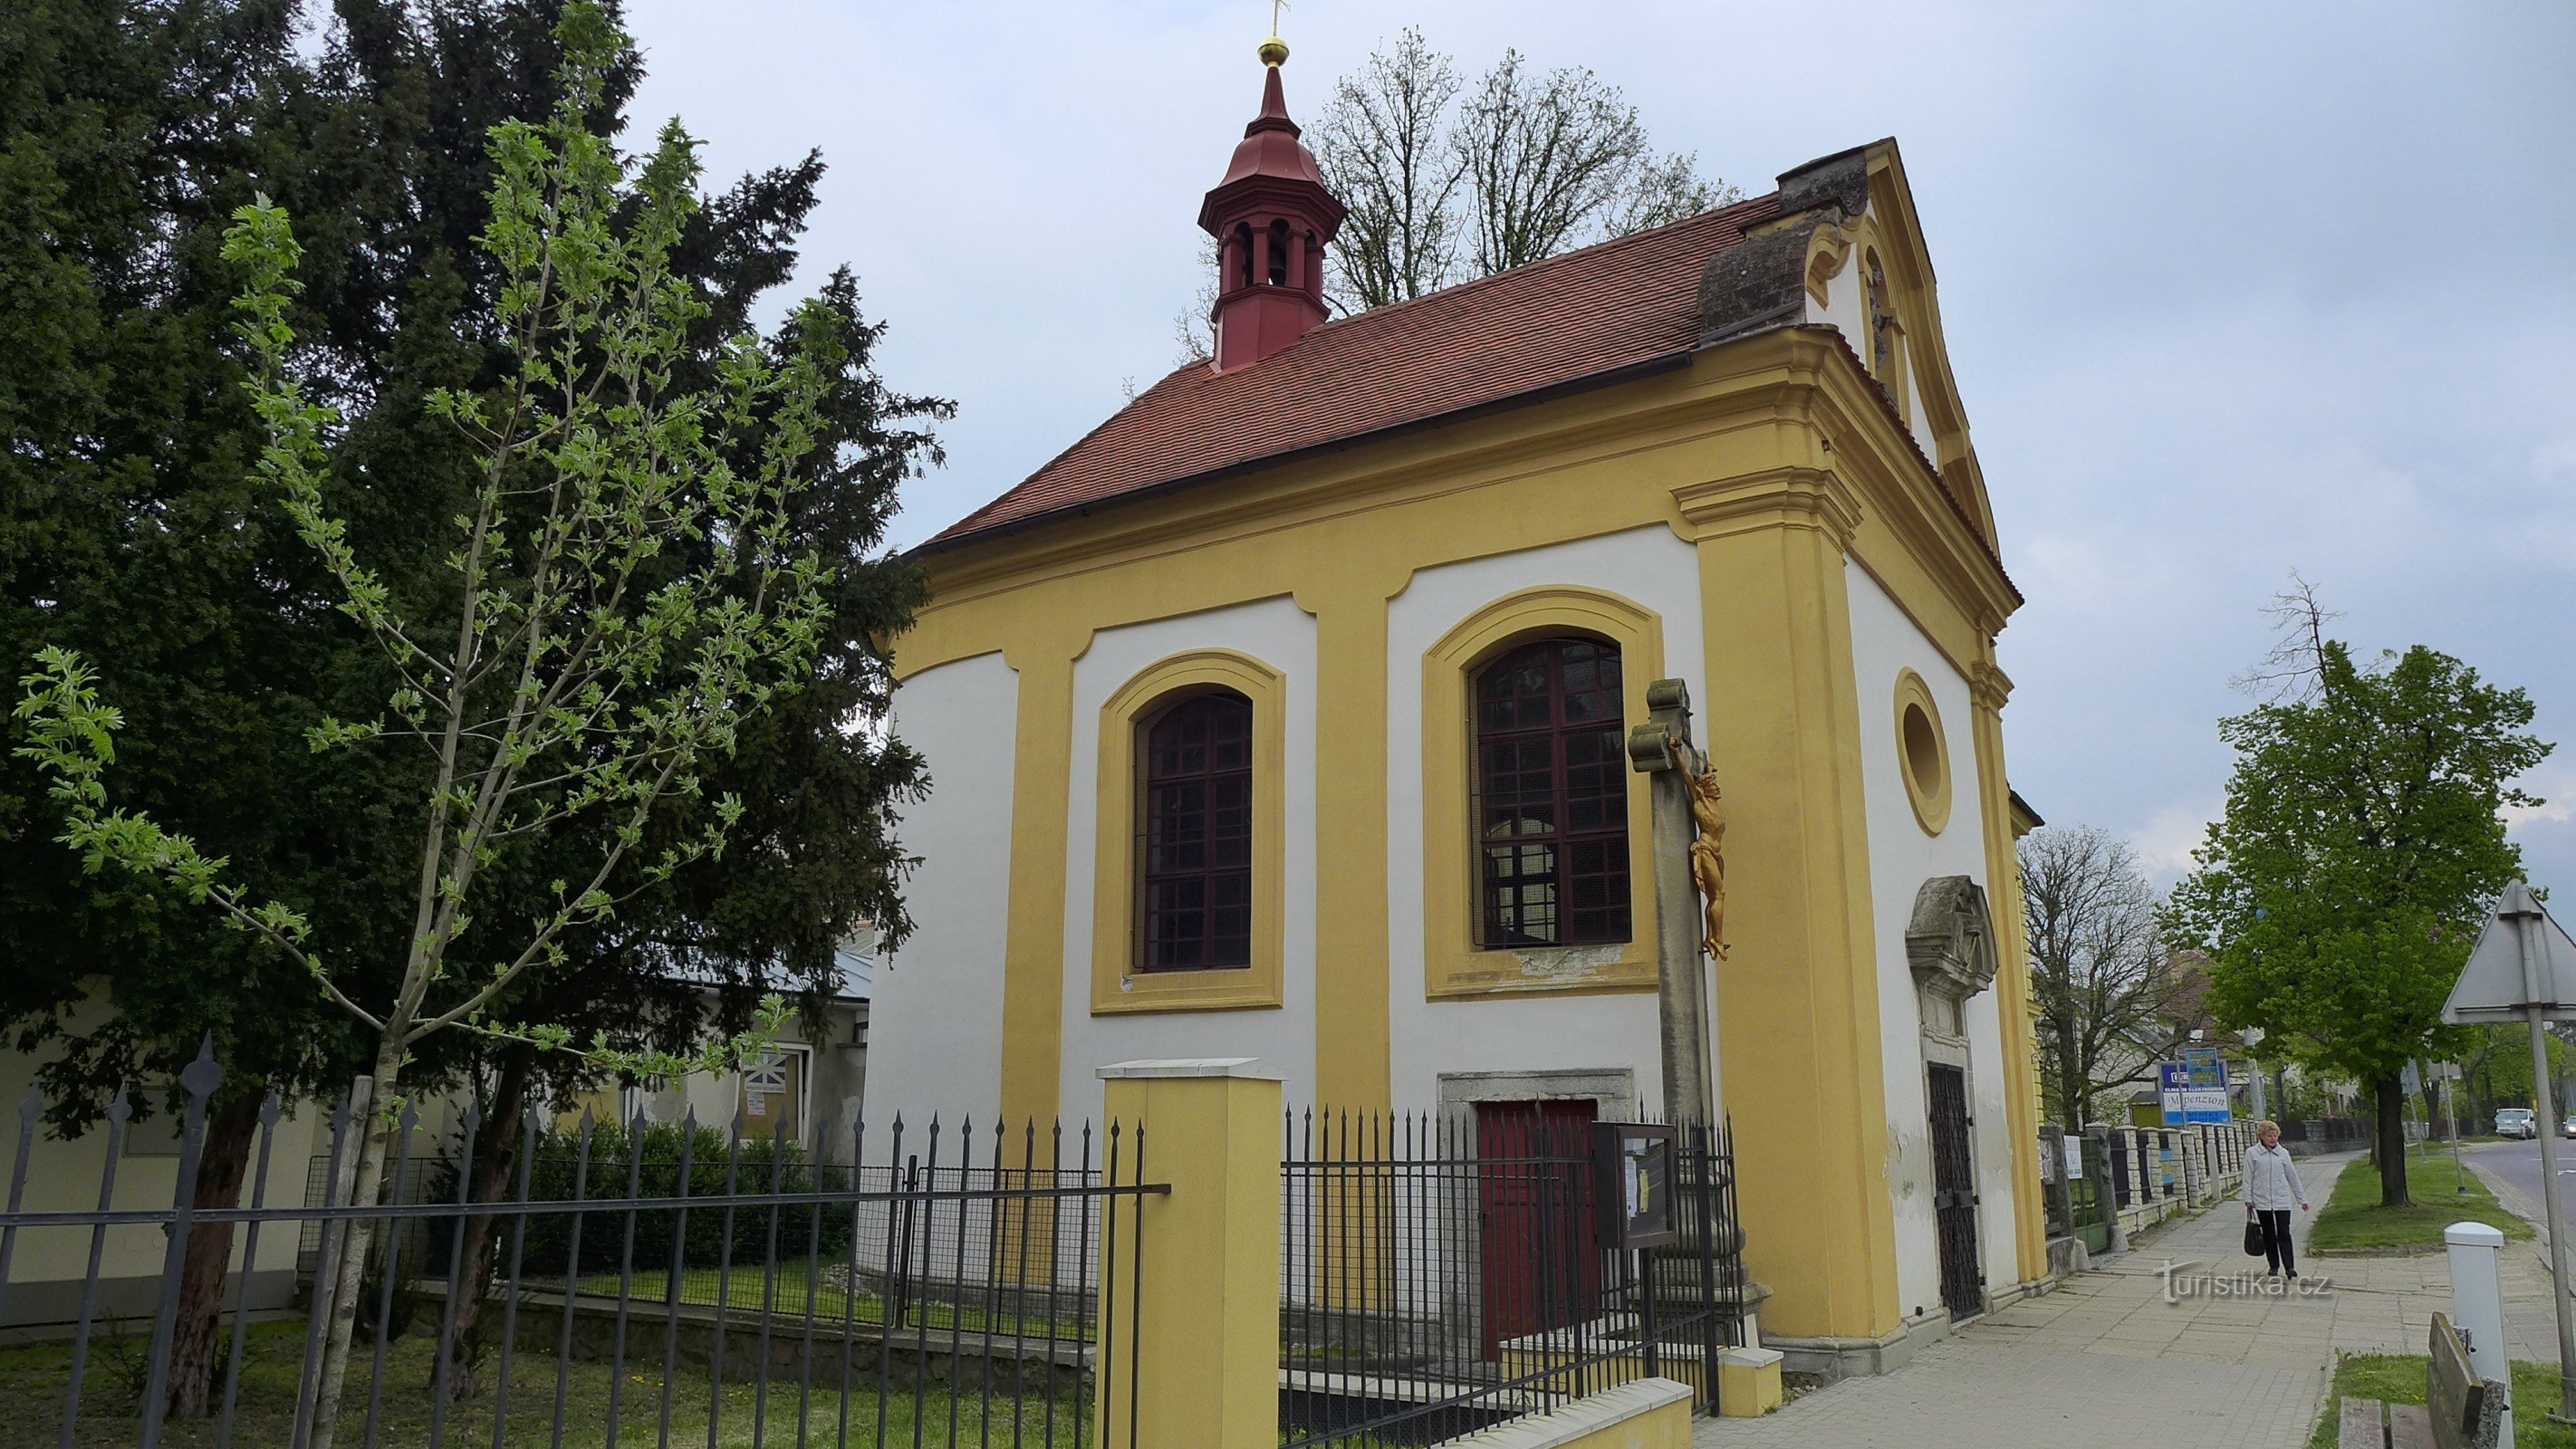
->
xmin=1700 ymin=1155 xmax=2407 ymax=1448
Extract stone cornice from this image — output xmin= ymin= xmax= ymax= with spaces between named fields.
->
xmin=1669 ymin=466 xmax=1862 ymax=548
xmin=1968 ymin=660 xmax=2014 ymax=712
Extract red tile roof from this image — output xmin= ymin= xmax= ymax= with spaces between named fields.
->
xmin=923 ymin=191 xmax=1786 ymax=550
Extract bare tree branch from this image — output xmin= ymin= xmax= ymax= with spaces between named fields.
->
xmin=2230 ymin=568 xmax=2341 ymax=703
xmin=2022 ymin=823 xmax=2185 ymax=1127
xmin=1313 ymin=27 xmax=1466 ymax=312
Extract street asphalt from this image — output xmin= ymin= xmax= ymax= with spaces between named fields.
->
xmin=2456 ymin=1136 xmax=2567 ymax=1217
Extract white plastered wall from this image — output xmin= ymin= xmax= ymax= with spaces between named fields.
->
xmin=1844 ymin=561 xmax=2019 ymax=1318
xmin=870 ymin=650 xmax=1018 ymax=1128
xmin=1384 ymin=526 xmax=1707 ymax=1118
xmin=1056 ymin=598 xmax=1321 ymax=1126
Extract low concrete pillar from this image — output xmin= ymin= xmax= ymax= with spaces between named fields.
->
xmin=1717 ymin=1346 xmax=1785 ymax=1417
xmin=1095 ymin=1058 xmax=1284 ymax=1449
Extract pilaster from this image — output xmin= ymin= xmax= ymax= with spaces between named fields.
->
xmin=1679 ymin=467 xmax=1899 ymax=1341
xmin=998 ymin=631 xmax=1086 ymax=1128
xmin=1296 ymin=566 xmax=1405 ymax=1117
xmin=1968 ymin=656 xmax=2049 ymax=1285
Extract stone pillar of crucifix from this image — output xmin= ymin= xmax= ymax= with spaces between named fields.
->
xmin=1628 ymin=678 xmax=1720 ymax=1126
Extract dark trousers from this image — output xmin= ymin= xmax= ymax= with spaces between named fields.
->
xmin=2256 ymin=1209 xmax=2296 ymax=1275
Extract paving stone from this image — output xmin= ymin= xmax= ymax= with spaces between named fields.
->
xmin=1698 ymin=1151 xmax=2387 ymax=1447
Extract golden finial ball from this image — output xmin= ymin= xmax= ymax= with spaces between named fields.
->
xmin=1257 ymin=36 xmax=1290 ymax=67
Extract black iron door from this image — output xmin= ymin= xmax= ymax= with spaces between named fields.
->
xmin=1926 ymin=1063 xmax=1985 ymax=1320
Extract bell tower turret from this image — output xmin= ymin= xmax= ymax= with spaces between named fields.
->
xmin=1197 ymin=37 xmax=1345 ymax=372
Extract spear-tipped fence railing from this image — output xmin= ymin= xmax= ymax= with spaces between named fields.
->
xmin=1276 ymin=1108 xmax=1745 ymax=1447
xmin=0 ymin=1045 xmax=1161 ymax=1449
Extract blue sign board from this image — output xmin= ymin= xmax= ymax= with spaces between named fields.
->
xmin=2160 ymin=1059 xmax=2232 ymax=1124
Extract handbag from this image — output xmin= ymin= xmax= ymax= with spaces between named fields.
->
xmin=2243 ymin=1210 xmax=2265 ymax=1256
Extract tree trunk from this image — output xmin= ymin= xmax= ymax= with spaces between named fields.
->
xmin=311 ymin=1051 xmax=402 ymax=1449
xmin=2052 ymin=1017 xmax=2085 ymax=1130
xmin=2375 ymin=1076 xmax=2411 ymax=1207
xmin=164 ymin=1091 xmax=264 ymax=1418
xmin=438 ymin=1047 xmax=534 ymax=1401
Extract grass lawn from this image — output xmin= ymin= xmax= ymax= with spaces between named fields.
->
xmin=0 ymin=1318 xmax=1084 ymax=1448
xmin=2308 ymin=1355 xmax=2576 ymax=1449
xmin=566 ymin=1264 xmax=1084 ymax=1340
xmin=2307 ymin=1147 xmax=2530 ymax=1255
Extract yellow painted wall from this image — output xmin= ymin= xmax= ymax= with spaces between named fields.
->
xmin=0 ymin=1001 xmax=325 ymax=1321
xmin=896 ymin=325 xmax=2021 ymax=1341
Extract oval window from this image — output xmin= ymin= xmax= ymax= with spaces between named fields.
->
xmin=1894 ymin=671 xmax=1951 ymax=835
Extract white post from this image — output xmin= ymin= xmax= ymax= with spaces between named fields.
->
xmin=2447 ymin=1221 xmax=2514 ymax=1449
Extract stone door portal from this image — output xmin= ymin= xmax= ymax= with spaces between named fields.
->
xmin=1927 ymin=1062 xmax=1985 ymax=1320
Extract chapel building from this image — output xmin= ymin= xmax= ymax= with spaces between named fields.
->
xmin=870 ymin=40 xmax=2044 ymax=1371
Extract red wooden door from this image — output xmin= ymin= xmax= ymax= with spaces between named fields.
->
xmin=1475 ymin=1099 xmax=1600 ymax=1358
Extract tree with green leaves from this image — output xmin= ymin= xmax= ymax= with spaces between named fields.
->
xmin=2166 ymin=581 xmax=2553 ymax=1206
xmin=13 ymin=6 xmax=940 ymax=1435
xmin=2464 ymin=1023 xmax=2574 ymax=1122
xmin=5 ymin=0 xmax=940 ymax=1417
xmin=0 ymin=0 xmax=408 ymax=1415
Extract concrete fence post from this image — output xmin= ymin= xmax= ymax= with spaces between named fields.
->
xmin=1095 ymin=1058 xmax=1284 ymax=1449
xmin=2089 ymin=1128 xmax=2130 ymax=1254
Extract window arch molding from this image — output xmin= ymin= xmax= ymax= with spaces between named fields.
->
xmin=1420 ymin=585 xmax=1663 ymax=1000
xmin=1090 ymin=648 xmax=1287 ymax=1014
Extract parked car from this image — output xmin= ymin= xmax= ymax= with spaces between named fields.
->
xmin=2497 ymin=1108 xmax=2538 ymax=1138
xmin=2560 ymin=1115 xmax=2576 ymax=1138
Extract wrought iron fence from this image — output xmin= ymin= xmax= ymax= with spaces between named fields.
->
xmin=0 ymin=1047 xmax=1161 ymax=1449
xmin=2038 ymin=1126 xmax=2110 ymax=1253
xmin=1276 ymin=1108 xmax=1745 ymax=1447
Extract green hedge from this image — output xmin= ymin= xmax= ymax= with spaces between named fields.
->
xmin=502 ymin=1120 xmax=857 ymax=1275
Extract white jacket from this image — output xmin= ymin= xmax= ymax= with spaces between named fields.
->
xmin=2243 ymin=1143 xmax=2308 ymax=1212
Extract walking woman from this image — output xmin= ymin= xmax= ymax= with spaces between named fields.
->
xmin=2244 ymin=1120 xmax=2311 ymax=1279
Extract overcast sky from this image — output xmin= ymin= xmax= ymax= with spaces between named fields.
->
xmin=620 ymin=0 xmax=2576 ymax=895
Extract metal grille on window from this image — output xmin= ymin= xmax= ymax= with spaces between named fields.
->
xmin=1474 ymin=637 xmax=1629 ymax=948
xmin=1141 ymin=691 xmax=1254 ymax=970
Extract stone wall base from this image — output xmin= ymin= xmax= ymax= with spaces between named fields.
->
xmin=1767 ymin=1305 xmax=1950 ymax=1381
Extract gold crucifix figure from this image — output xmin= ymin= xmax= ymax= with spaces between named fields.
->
xmin=1668 ymin=734 xmax=1729 ymax=962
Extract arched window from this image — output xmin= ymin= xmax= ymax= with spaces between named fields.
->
xmin=1268 ymin=218 xmax=1292 ymax=286
xmin=1473 ymin=638 xmax=1629 ymax=948
xmin=1234 ymin=223 xmax=1255 ymax=291
xmin=1139 ymin=691 xmax=1254 ymax=971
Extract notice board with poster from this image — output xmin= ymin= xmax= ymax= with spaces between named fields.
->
xmin=1591 ymin=1122 xmax=1677 ymax=1250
